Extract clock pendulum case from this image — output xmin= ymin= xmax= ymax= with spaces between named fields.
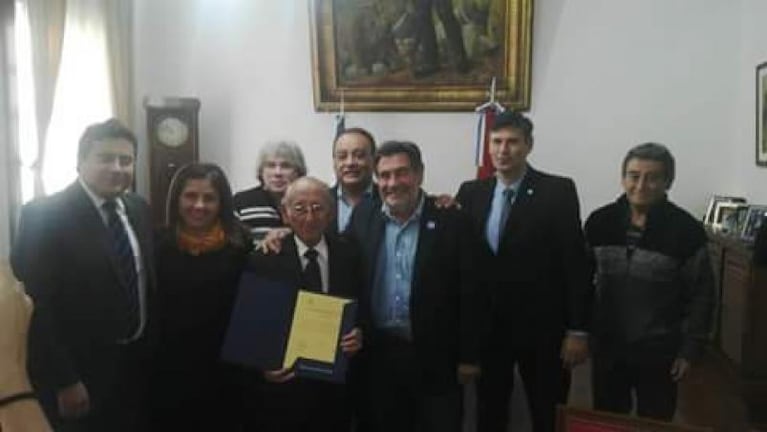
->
xmin=144 ymin=97 xmax=201 ymax=227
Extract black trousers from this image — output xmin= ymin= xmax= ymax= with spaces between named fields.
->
xmin=149 ymin=363 xmax=243 ymax=432
xmin=40 ymin=341 xmax=149 ymax=432
xmin=369 ymin=333 xmax=462 ymax=432
xmin=476 ymin=330 xmax=570 ymax=432
xmin=591 ymin=338 xmax=678 ymax=421
xmin=245 ymin=375 xmax=350 ymax=432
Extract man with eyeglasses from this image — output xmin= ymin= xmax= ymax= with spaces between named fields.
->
xmin=242 ymin=176 xmax=364 ymax=432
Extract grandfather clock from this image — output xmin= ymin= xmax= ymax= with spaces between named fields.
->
xmin=144 ymin=97 xmax=201 ymax=227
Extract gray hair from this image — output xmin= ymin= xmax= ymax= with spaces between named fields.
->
xmin=621 ymin=142 xmax=675 ymax=189
xmin=256 ymin=140 xmax=307 ymax=182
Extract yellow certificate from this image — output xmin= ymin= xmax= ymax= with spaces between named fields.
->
xmin=282 ymin=290 xmax=352 ymax=369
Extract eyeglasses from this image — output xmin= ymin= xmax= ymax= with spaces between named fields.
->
xmin=290 ymin=203 xmax=326 ymax=215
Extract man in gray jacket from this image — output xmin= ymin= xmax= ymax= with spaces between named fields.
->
xmin=584 ymin=142 xmax=714 ymax=421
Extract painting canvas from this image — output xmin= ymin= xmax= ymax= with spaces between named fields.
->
xmin=310 ymin=0 xmax=533 ymax=111
xmin=757 ymin=61 xmax=767 ymax=166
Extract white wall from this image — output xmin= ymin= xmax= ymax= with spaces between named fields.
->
xmin=133 ymin=0 xmax=753 ymax=219
xmin=732 ymin=0 xmax=767 ymax=204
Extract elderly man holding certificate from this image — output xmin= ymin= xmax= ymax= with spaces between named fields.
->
xmin=230 ymin=177 xmax=364 ymax=432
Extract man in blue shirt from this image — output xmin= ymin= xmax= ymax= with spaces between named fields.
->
xmin=347 ymin=141 xmax=481 ymax=432
xmin=456 ymin=111 xmax=592 ymax=432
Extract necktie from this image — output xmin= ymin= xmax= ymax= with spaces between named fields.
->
xmin=498 ymin=188 xmax=515 ymax=245
xmin=303 ymin=248 xmax=322 ymax=293
xmin=103 ymin=200 xmax=139 ymax=337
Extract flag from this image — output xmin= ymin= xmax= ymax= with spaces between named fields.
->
xmin=475 ymin=107 xmax=500 ymax=179
xmin=333 ymin=113 xmax=346 ymax=141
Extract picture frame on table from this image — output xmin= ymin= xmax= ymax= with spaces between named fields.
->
xmin=757 ymin=61 xmax=767 ymax=166
xmin=741 ymin=205 xmax=767 ymax=243
xmin=712 ymin=202 xmax=749 ymax=234
xmin=704 ymin=195 xmax=746 ymax=226
xmin=309 ymin=0 xmax=533 ymax=111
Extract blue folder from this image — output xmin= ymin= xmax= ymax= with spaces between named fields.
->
xmin=220 ymin=271 xmax=357 ymax=383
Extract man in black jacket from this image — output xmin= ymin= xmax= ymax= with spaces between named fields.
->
xmin=584 ymin=142 xmax=714 ymax=420
xmin=347 ymin=141 xmax=481 ymax=432
xmin=11 ymin=119 xmax=154 ymax=431
xmin=456 ymin=111 xmax=592 ymax=432
xmin=245 ymin=177 xmax=364 ymax=432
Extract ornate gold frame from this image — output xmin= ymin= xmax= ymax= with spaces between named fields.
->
xmin=310 ymin=0 xmax=533 ymax=112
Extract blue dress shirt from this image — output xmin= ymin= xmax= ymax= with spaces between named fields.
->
xmin=336 ymin=184 xmax=374 ymax=232
xmin=372 ymin=193 xmax=425 ymax=338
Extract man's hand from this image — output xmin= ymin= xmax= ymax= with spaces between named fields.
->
xmin=340 ymin=327 xmax=363 ymax=356
xmin=57 ymin=381 xmax=90 ymax=419
xmin=263 ymin=368 xmax=296 ymax=384
xmin=670 ymin=358 xmax=690 ymax=382
xmin=457 ymin=363 xmax=481 ymax=384
xmin=560 ymin=334 xmax=589 ymax=368
xmin=433 ymin=194 xmax=460 ymax=209
xmin=259 ymin=227 xmax=292 ymax=254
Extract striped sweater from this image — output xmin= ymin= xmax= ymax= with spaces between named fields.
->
xmin=233 ymin=186 xmax=283 ymax=245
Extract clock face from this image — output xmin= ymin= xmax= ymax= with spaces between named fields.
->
xmin=156 ymin=116 xmax=190 ymax=148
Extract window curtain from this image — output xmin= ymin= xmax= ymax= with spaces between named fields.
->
xmin=23 ymin=0 xmax=65 ymax=197
xmin=17 ymin=0 xmax=132 ymax=198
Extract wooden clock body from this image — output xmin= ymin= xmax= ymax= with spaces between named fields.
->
xmin=144 ymin=97 xmax=201 ymax=227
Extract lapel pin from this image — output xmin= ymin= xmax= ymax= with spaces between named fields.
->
xmin=527 ymin=188 xmax=534 ymax=196
xmin=426 ymin=221 xmax=436 ymax=230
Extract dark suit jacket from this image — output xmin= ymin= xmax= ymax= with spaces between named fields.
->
xmin=243 ymin=233 xmax=366 ymax=430
xmin=246 ymin=232 xmax=363 ymax=303
xmin=456 ymin=166 xmax=592 ymax=344
xmin=347 ymin=195 xmax=481 ymax=392
xmin=11 ymin=181 xmax=155 ymax=393
xmin=328 ymin=182 xmax=380 ymax=236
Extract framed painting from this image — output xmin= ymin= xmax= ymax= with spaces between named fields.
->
xmin=757 ymin=61 xmax=767 ymax=166
xmin=309 ymin=0 xmax=533 ymax=111
xmin=741 ymin=205 xmax=767 ymax=243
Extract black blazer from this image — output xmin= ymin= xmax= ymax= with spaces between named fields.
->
xmin=246 ymin=232 xmax=366 ymax=324
xmin=347 ymin=195 xmax=481 ymax=392
xmin=456 ymin=166 xmax=592 ymax=342
xmin=328 ymin=183 xmax=380 ymax=235
xmin=11 ymin=181 xmax=155 ymax=390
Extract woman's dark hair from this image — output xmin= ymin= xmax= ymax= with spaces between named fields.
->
xmin=165 ymin=162 xmax=250 ymax=248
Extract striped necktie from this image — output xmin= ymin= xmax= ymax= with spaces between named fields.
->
xmin=103 ymin=199 xmax=140 ymax=338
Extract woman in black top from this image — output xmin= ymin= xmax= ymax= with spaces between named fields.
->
xmin=150 ymin=163 xmax=251 ymax=431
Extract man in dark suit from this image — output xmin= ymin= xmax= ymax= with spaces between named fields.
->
xmin=10 ymin=118 xmax=154 ymax=432
xmin=245 ymin=176 xmax=364 ymax=432
xmin=347 ymin=140 xmax=481 ymax=432
xmin=330 ymin=127 xmax=380 ymax=234
xmin=456 ymin=111 xmax=592 ymax=432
